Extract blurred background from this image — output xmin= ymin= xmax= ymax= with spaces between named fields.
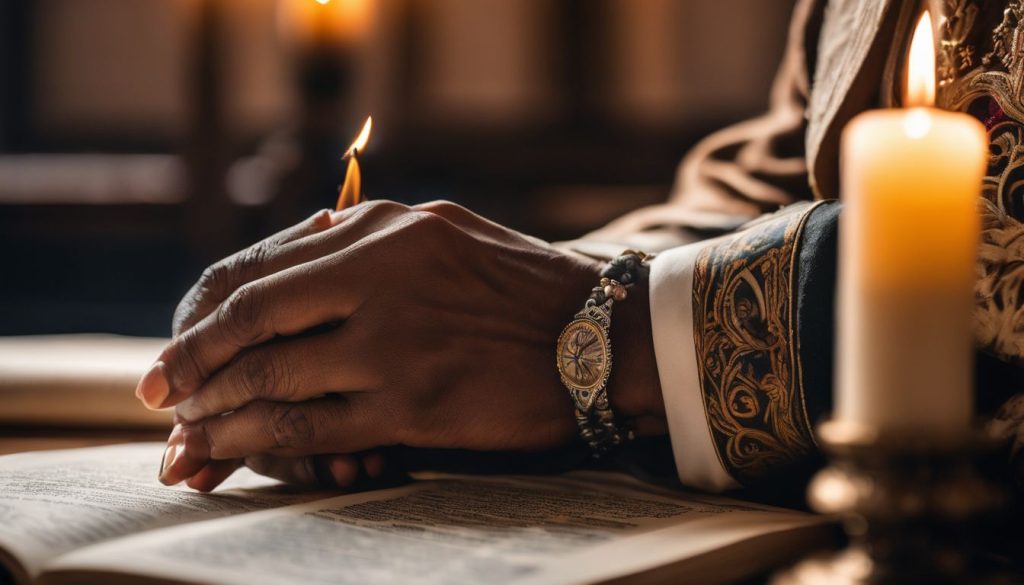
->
xmin=0 ymin=0 xmax=794 ymax=337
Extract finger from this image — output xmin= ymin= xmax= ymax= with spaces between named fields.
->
xmin=165 ymin=398 xmax=389 ymax=482
xmin=174 ymin=326 xmax=373 ymax=423
xmin=362 ymin=450 xmax=387 ymax=479
xmin=174 ymin=201 xmax=410 ymax=336
xmin=140 ymin=209 xmax=436 ymax=411
xmin=173 ymin=209 xmax=337 ymax=336
xmin=159 ymin=424 xmax=213 ymax=486
xmin=139 ymin=256 xmax=362 ymax=410
xmin=244 ymin=453 xmax=361 ymax=487
xmin=160 ymin=398 xmax=387 ymax=485
xmin=206 ymin=398 xmax=387 ymax=459
xmin=185 ymin=458 xmax=243 ymax=492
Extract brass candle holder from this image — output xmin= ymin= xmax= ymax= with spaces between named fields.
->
xmin=773 ymin=420 xmax=1013 ymax=585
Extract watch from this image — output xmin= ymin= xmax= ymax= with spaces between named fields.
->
xmin=556 ymin=250 xmax=652 ymax=456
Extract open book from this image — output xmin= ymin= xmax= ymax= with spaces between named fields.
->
xmin=0 ymin=444 xmax=834 ymax=585
xmin=0 ymin=335 xmax=172 ymax=428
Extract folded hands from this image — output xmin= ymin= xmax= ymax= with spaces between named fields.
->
xmin=136 ymin=200 xmax=666 ymax=491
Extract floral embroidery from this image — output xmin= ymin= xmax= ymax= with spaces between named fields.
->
xmin=691 ymin=206 xmax=818 ymax=485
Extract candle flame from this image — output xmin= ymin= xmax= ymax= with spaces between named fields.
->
xmin=336 ymin=116 xmax=373 ymax=210
xmin=345 ymin=116 xmax=373 ymax=158
xmin=905 ymin=11 xmax=936 ymax=108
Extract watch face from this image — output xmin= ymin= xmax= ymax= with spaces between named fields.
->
xmin=557 ymin=318 xmax=609 ymax=391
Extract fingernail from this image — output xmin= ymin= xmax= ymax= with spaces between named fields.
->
xmin=136 ymin=362 xmax=170 ymax=410
xmin=159 ymin=442 xmax=187 ymax=485
xmin=158 ymin=442 xmax=177 ymax=483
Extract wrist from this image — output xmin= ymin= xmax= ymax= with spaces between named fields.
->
xmin=609 ymin=278 xmax=667 ymax=438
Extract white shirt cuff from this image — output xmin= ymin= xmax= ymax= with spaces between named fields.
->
xmin=649 ymin=243 xmax=740 ymax=492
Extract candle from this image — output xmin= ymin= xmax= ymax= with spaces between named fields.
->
xmin=835 ymin=12 xmax=987 ymax=439
xmin=336 ymin=115 xmax=373 ymax=210
xmin=277 ymin=0 xmax=372 ymax=49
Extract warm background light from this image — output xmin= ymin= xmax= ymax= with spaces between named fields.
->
xmin=277 ymin=0 xmax=373 ymax=48
xmin=0 ymin=0 xmax=796 ymax=335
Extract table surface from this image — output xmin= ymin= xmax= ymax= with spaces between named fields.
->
xmin=0 ymin=428 xmax=166 ymax=455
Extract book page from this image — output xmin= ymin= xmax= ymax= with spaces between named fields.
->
xmin=48 ymin=472 xmax=824 ymax=585
xmin=0 ymin=335 xmax=173 ymax=428
xmin=0 ymin=443 xmax=321 ymax=583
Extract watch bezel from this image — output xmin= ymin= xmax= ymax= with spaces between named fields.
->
xmin=556 ymin=313 xmax=613 ymax=412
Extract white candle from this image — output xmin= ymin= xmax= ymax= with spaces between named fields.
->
xmin=835 ymin=12 xmax=987 ymax=439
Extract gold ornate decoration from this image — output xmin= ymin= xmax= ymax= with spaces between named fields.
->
xmin=939 ymin=0 xmax=1024 ymax=218
xmin=927 ymin=0 xmax=1024 ymax=365
xmin=938 ymin=0 xmax=980 ymax=86
xmin=691 ymin=205 xmax=818 ymax=485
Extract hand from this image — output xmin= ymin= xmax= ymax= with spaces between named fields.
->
xmin=137 ymin=201 xmax=666 ymax=490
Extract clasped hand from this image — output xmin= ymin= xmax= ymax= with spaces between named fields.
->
xmin=136 ymin=201 xmax=664 ymax=491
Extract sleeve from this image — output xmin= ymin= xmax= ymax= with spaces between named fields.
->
xmin=556 ymin=0 xmax=834 ymax=491
xmin=650 ymin=201 xmax=840 ymax=492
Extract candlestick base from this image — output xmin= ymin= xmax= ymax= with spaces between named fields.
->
xmin=772 ymin=420 xmax=1015 ymax=585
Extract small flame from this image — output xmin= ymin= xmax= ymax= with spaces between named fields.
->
xmin=315 ymin=0 xmax=330 ymax=5
xmin=905 ymin=11 xmax=936 ymax=108
xmin=345 ymin=116 xmax=373 ymax=158
xmin=336 ymin=116 xmax=373 ymax=210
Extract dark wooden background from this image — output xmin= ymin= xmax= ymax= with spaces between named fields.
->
xmin=0 ymin=0 xmax=794 ymax=337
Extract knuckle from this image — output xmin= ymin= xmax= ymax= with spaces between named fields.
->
xmin=196 ymin=263 xmax=227 ymax=296
xmin=218 ymin=284 xmax=264 ymax=344
xmin=365 ymin=199 xmax=405 ymax=213
xmin=307 ymin=209 xmax=334 ymax=231
xmin=235 ymin=240 xmax=273 ymax=282
xmin=236 ymin=354 xmax=271 ymax=402
xmin=268 ymin=404 xmax=315 ymax=450
xmin=415 ymin=200 xmax=462 ymax=215
xmin=334 ymin=200 xmax=404 ymax=231
xmin=237 ymin=351 xmax=293 ymax=402
xmin=175 ymin=264 xmax=230 ymax=335
xmin=358 ymin=200 xmax=408 ymax=224
xmin=172 ymin=295 xmax=201 ymax=337
xmin=407 ymin=209 xmax=448 ymax=232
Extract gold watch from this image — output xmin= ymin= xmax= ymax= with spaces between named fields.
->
xmin=556 ymin=250 xmax=651 ymax=456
